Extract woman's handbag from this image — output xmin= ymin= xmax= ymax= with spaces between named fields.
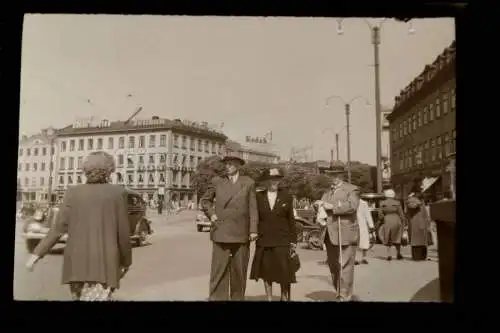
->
xmin=290 ymin=248 xmax=301 ymax=273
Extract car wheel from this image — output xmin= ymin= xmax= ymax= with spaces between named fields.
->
xmin=26 ymin=239 xmax=40 ymax=254
xmin=307 ymin=230 xmax=323 ymax=250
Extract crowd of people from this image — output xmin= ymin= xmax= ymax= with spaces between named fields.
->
xmin=24 ymin=150 xmax=441 ymax=302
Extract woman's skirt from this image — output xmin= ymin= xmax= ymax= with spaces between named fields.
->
xmin=250 ymin=246 xmax=297 ymax=284
xmin=379 ymin=220 xmax=403 ymax=246
xmin=69 ymin=282 xmax=114 ymax=301
xmin=411 ymin=246 xmax=428 ymax=261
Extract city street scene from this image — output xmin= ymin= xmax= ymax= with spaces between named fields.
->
xmin=16 ymin=15 xmax=455 ymax=302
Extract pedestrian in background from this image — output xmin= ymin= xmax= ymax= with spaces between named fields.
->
xmin=406 ymin=185 xmax=432 ymax=261
xmin=250 ymin=168 xmax=297 ymax=301
xmin=316 ymin=166 xmax=360 ymax=301
xmin=25 ymin=151 xmax=132 ymax=301
xmin=355 ymin=197 xmax=375 ymax=265
xmin=200 ymin=156 xmax=258 ymax=301
xmin=379 ymin=189 xmax=406 ymax=261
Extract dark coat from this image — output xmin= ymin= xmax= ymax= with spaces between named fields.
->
xmin=33 ymin=184 xmax=132 ymax=289
xmin=406 ymin=196 xmax=431 ymax=246
xmin=256 ymin=189 xmax=296 ymax=247
xmin=200 ymin=174 xmax=258 ymax=243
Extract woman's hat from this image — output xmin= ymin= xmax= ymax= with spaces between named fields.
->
xmin=262 ymin=167 xmax=284 ymax=180
xmin=384 ymin=189 xmax=396 ymax=198
xmin=221 ymin=155 xmax=245 ymax=166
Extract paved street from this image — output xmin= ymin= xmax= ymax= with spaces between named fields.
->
xmin=14 ymin=211 xmax=440 ymax=302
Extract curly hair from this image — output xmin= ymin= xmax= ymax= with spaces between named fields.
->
xmin=82 ymin=151 xmax=116 ymax=184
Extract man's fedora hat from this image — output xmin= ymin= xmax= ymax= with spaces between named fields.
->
xmin=221 ymin=155 xmax=246 ymax=165
xmin=262 ymin=167 xmax=285 ymax=180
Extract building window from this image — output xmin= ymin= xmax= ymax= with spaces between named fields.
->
xmin=19 ymin=148 xmax=23 ymax=156
xmin=412 ymin=113 xmax=417 ymax=131
xmin=33 ymin=163 xmax=38 ymax=171
xmin=128 ymin=174 xmax=134 ymax=184
xmin=42 ymin=147 xmax=47 ymax=156
xmin=128 ymin=136 xmax=135 ymax=149
xmin=138 ymin=155 xmax=145 ymax=165
xmin=173 ymin=154 xmax=178 ymax=166
xmin=160 ymin=135 xmax=166 ymax=147
xmin=212 ymin=142 xmax=216 ymax=154
xmin=139 ymin=136 xmax=145 ymax=148
xmin=27 ymin=148 xmax=31 ymax=156
xmin=41 ymin=162 xmax=46 ymax=171
xmin=391 ymin=128 xmax=397 ymax=143
xmin=34 ymin=148 xmax=39 ymax=156
xmin=148 ymin=154 xmax=154 ymax=165
xmin=182 ymin=136 xmax=187 ymax=149
xmin=138 ymin=174 xmax=144 ymax=183
xmin=429 ymin=103 xmax=434 ymax=122
xmin=148 ymin=173 xmax=155 ymax=183
xmin=443 ymin=133 xmax=450 ymax=156
xmin=88 ymin=138 xmax=94 ymax=150
xmin=18 ymin=163 xmax=21 ymax=171
xmin=423 ymin=106 xmax=428 ymax=124
xmin=61 ymin=141 xmax=67 ymax=152
xmin=25 ymin=163 xmax=30 ymax=171
xmin=159 ymin=173 xmax=165 ymax=183
xmin=442 ymin=92 xmax=449 ymax=115
xmin=70 ymin=140 xmax=75 ymax=151
xmin=97 ymin=138 xmax=103 ymax=150
xmin=117 ymin=154 xmax=124 ymax=167
xmin=50 ymin=161 xmax=53 ymax=171
xmin=451 ymin=88 xmax=456 ymax=111
xmin=127 ymin=156 xmax=134 ymax=168
xmin=78 ymin=157 xmax=83 ymax=169
xmin=423 ymin=141 xmax=429 ymax=164
xmin=60 ymin=157 xmax=66 ymax=170
xmin=25 ymin=177 xmax=29 ymax=186
xmin=40 ymin=177 xmax=45 ymax=186
xmin=399 ymin=123 xmax=403 ymax=138
xmin=68 ymin=175 xmax=73 ymax=185
xmin=119 ymin=137 xmax=125 ymax=149
xmin=403 ymin=120 xmax=407 ymax=136
xmin=190 ymin=139 xmax=195 ymax=151
xmin=160 ymin=153 xmax=166 ymax=164
xmin=149 ymin=135 xmax=156 ymax=148
xmin=417 ymin=109 xmax=422 ymax=127
xmin=436 ymin=136 xmax=442 ymax=160
xmin=197 ymin=156 xmax=202 ymax=166
xmin=190 ymin=156 xmax=195 ymax=167
xmin=77 ymin=175 xmax=82 ymax=184
xmin=108 ymin=137 xmax=114 ymax=150
xmin=435 ymin=97 xmax=441 ymax=118
xmin=69 ymin=157 xmax=74 ymax=169
xmin=59 ymin=176 xmax=64 ymax=185
xmin=430 ymin=139 xmax=436 ymax=162
xmin=116 ymin=173 xmax=123 ymax=183
xmin=173 ymin=135 xmax=179 ymax=148
xmin=204 ymin=141 xmax=209 ymax=153
xmin=78 ymin=139 xmax=84 ymax=151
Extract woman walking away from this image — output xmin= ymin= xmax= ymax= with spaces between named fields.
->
xmin=355 ymin=197 xmax=375 ymax=265
xmin=406 ymin=187 xmax=431 ymax=261
xmin=379 ymin=189 xmax=406 ymax=261
xmin=25 ymin=151 xmax=132 ymax=301
xmin=250 ymin=168 xmax=298 ymax=301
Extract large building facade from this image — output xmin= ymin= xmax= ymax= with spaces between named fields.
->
xmin=54 ymin=117 xmax=227 ymax=204
xmin=17 ymin=128 xmax=58 ymax=202
xmin=225 ymin=139 xmax=280 ymax=164
xmin=387 ymin=40 xmax=456 ymax=199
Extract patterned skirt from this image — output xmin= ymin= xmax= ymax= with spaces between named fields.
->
xmin=69 ymin=282 xmax=115 ymax=301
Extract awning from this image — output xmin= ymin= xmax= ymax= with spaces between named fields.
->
xmin=421 ymin=176 xmax=440 ymax=193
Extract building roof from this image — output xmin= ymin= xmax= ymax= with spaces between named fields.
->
xmin=55 ymin=117 xmax=227 ymax=140
xmin=18 ymin=128 xmax=58 ymax=146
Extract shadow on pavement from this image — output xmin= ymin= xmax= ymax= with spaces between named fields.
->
xmin=410 ymin=277 xmax=441 ymax=302
xmin=245 ymin=295 xmax=282 ymax=301
xmin=305 ymin=291 xmax=361 ymax=302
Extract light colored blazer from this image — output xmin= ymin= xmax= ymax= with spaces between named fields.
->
xmin=357 ymin=199 xmax=374 ymax=250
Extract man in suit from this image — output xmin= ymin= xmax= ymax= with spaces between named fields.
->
xmin=200 ymin=155 xmax=259 ymax=301
xmin=316 ymin=166 xmax=360 ymax=301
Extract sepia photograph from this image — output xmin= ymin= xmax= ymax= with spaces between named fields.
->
xmin=15 ymin=14 xmax=456 ymax=302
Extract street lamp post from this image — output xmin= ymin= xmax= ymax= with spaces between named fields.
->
xmin=336 ymin=18 xmax=415 ymax=193
xmin=325 ymin=95 xmax=370 ymax=183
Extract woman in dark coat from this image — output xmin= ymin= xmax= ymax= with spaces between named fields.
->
xmin=26 ymin=151 xmax=132 ymax=301
xmin=406 ymin=189 xmax=431 ymax=261
xmin=379 ymin=189 xmax=406 ymax=261
xmin=250 ymin=167 xmax=297 ymax=301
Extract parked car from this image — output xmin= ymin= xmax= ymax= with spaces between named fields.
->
xmin=21 ymin=189 xmax=153 ymax=254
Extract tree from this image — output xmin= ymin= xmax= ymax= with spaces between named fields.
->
xmin=191 ymin=156 xmax=225 ymax=200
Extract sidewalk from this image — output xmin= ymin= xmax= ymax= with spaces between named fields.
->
xmin=120 ymin=255 xmax=440 ymax=302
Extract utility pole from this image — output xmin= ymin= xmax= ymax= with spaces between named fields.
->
xmin=373 ymin=26 xmax=383 ymax=193
xmin=345 ymin=104 xmax=352 ymax=183
xmin=330 ymin=149 xmax=334 ymax=166
xmin=335 ymin=133 xmax=340 ymax=162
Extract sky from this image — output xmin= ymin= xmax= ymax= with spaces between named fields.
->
xmin=19 ymin=15 xmax=455 ymax=165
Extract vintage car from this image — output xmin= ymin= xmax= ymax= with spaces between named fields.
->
xmin=294 ymin=207 xmax=323 ymax=250
xmin=22 ymin=189 xmax=153 ymax=254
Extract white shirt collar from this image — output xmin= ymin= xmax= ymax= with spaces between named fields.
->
xmin=228 ymin=173 xmax=239 ymax=183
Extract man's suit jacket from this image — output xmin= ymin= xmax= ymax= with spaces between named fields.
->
xmin=33 ymin=184 xmax=132 ymax=289
xmin=320 ymin=182 xmax=361 ymax=246
xmin=200 ymin=174 xmax=258 ymax=243
xmin=256 ymin=189 xmax=296 ymax=247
